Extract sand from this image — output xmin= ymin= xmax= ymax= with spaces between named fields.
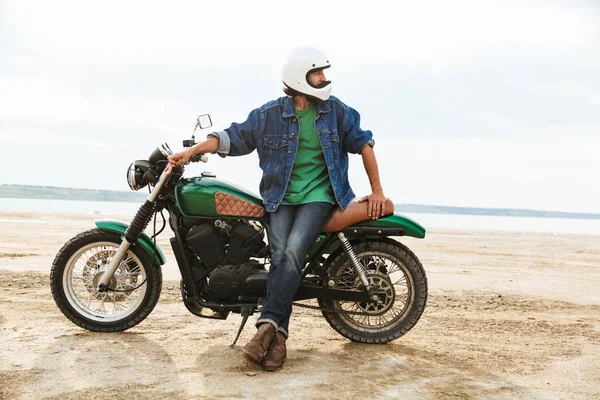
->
xmin=0 ymin=210 xmax=599 ymax=399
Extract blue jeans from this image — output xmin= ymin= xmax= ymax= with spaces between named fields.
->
xmin=256 ymin=202 xmax=334 ymax=337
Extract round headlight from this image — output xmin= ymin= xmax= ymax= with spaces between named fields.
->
xmin=126 ymin=160 xmax=151 ymax=191
xmin=149 ymin=143 xmax=173 ymax=166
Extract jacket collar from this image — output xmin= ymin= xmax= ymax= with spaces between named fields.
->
xmin=282 ymin=97 xmax=295 ymax=118
xmin=282 ymin=96 xmax=331 ymax=118
xmin=317 ymin=99 xmax=332 ymax=114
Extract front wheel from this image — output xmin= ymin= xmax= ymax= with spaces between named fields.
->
xmin=319 ymin=239 xmax=427 ymax=343
xmin=50 ymin=229 xmax=162 ymax=332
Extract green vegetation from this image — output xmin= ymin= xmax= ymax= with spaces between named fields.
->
xmin=2 ymin=184 xmax=599 ymax=220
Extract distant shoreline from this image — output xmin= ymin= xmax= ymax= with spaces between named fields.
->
xmin=2 ymin=184 xmax=599 ymax=220
xmin=0 ymin=184 xmax=146 ymax=203
xmin=392 ymin=204 xmax=600 ymax=220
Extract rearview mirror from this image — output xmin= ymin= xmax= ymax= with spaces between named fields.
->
xmin=197 ymin=114 xmax=212 ymax=129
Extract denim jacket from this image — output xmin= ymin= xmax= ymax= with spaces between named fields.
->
xmin=208 ymin=96 xmax=374 ymax=212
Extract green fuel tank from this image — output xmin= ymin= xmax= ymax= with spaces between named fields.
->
xmin=174 ymin=176 xmax=426 ymax=239
xmin=175 ymin=176 xmax=268 ymax=222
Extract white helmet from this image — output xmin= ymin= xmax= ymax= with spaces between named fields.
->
xmin=282 ymin=46 xmax=332 ymax=101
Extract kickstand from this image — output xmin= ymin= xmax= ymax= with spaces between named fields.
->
xmin=230 ymin=306 xmax=254 ymax=348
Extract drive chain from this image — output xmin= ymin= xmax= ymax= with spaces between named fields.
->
xmin=292 ymin=301 xmax=374 ymax=316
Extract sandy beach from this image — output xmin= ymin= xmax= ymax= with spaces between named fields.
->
xmin=0 ymin=210 xmax=599 ymax=399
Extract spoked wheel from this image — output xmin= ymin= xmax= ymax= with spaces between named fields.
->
xmin=51 ymin=229 xmax=162 ymax=332
xmin=319 ymin=240 xmax=427 ymax=343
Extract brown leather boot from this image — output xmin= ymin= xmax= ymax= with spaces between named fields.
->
xmin=262 ymin=331 xmax=287 ymax=371
xmin=242 ymin=323 xmax=276 ymax=365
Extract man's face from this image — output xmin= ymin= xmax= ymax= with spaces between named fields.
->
xmin=307 ymin=69 xmax=328 ymax=88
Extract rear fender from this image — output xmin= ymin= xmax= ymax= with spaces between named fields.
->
xmin=94 ymin=219 xmax=167 ymax=265
xmin=312 ymin=213 xmax=426 ymax=257
xmin=357 ymin=214 xmax=426 ymax=239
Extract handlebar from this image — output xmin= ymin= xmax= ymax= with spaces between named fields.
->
xmin=183 ymin=139 xmax=196 ymax=148
xmin=183 ymin=138 xmax=207 ymax=163
xmin=190 ymin=154 xmax=208 ymax=163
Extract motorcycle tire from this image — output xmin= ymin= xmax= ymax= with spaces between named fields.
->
xmin=319 ymin=239 xmax=427 ymax=343
xmin=50 ymin=229 xmax=162 ymax=332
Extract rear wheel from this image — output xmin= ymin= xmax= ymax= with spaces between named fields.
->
xmin=319 ymin=240 xmax=427 ymax=343
xmin=50 ymin=229 xmax=162 ymax=332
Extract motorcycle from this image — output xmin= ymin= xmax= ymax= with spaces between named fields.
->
xmin=50 ymin=114 xmax=428 ymax=345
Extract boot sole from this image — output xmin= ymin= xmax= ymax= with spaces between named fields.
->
xmin=262 ymin=356 xmax=286 ymax=371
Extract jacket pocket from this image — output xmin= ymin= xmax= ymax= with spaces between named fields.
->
xmin=263 ymin=135 xmax=289 ymax=165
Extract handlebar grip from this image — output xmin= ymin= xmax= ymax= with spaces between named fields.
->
xmin=190 ymin=154 xmax=208 ymax=163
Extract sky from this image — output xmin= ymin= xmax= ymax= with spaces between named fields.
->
xmin=1 ymin=1 xmax=599 ymax=213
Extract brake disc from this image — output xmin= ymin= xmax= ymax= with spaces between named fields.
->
xmin=83 ymin=251 xmax=139 ymax=301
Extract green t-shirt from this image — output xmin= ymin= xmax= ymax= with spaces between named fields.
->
xmin=281 ymin=104 xmax=335 ymax=205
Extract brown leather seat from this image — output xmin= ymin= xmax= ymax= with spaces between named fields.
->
xmin=212 ymin=191 xmax=394 ymax=232
xmin=322 ymin=198 xmax=395 ymax=232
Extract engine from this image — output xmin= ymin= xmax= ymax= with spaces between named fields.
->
xmin=186 ymin=220 xmax=265 ymax=270
xmin=186 ymin=223 xmax=224 ymax=271
xmin=207 ymin=261 xmax=264 ymax=300
xmin=185 ymin=220 xmax=268 ymax=301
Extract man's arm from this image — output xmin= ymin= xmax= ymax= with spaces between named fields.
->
xmin=213 ymin=107 xmax=263 ymax=157
xmin=358 ymin=145 xmax=387 ymax=219
xmin=168 ymin=137 xmax=220 ymax=166
xmin=339 ymin=103 xmax=374 ymax=154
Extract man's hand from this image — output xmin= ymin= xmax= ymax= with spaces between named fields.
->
xmin=358 ymin=191 xmax=386 ymax=219
xmin=168 ymin=136 xmax=219 ymax=167
xmin=168 ymin=149 xmax=192 ymax=166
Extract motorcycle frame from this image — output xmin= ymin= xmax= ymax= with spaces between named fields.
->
xmin=97 ymin=167 xmax=404 ymax=320
xmin=164 ymin=201 xmax=387 ymax=320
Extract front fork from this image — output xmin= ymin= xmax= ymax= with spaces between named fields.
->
xmin=97 ymin=170 xmax=171 ymax=292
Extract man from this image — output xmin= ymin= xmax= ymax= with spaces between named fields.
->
xmin=168 ymin=46 xmax=388 ymax=371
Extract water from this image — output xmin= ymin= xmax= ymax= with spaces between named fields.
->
xmin=402 ymin=212 xmax=600 ymax=235
xmin=0 ymin=197 xmax=140 ymax=215
xmin=2 ymin=197 xmax=600 ymax=235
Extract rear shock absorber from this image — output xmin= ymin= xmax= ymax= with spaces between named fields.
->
xmin=337 ymin=232 xmax=370 ymax=290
